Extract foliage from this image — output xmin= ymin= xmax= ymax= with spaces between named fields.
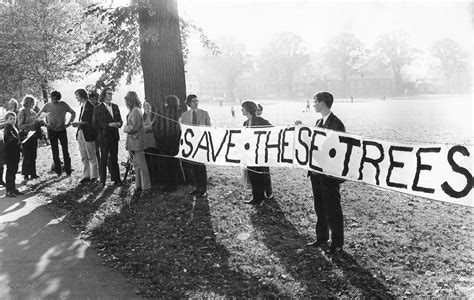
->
xmin=204 ymin=37 xmax=251 ymax=101
xmin=79 ymin=2 xmax=219 ymax=90
xmin=259 ymin=32 xmax=309 ymax=96
xmin=0 ymin=0 xmax=95 ymax=99
xmin=431 ymin=38 xmax=468 ymax=92
xmin=374 ymin=31 xmax=419 ymax=95
xmin=322 ymin=33 xmax=369 ymax=96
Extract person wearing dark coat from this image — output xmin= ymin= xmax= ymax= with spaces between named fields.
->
xmin=92 ymin=88 xmax=123 ymax=187
xmin=306 ymin=92 xmax=346 ymax=254
xmin=3 ymin=111 xmax=24 ymax=197
xmin=241 ymin=100 xmax=272 ymax=207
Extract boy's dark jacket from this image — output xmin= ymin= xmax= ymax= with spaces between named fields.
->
xmin=4 ymin=123 xmax=21 ymax=160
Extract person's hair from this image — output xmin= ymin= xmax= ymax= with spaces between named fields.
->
xmin=75 ymin=89 xmax=88 ymax=100
xmin=50 ymin=91 xmax=62 ymax=101
xmin=99 ymin=88 xmax=112 ymax=102
xmin=314 ymin=92 xmax=334 ymax=108
xmin=186 ymin=94 xmax=197 ymax=106
xmin=257 ymin=104 xmax=263 ymax=111
xmin=88 ymin=90 xmax=99 ymax=100
xmin=242 ymin=100 xmax=257 ymax=117
xmin=22 ymin=95 xmax=36 ymax=109
xmin=9 ymin=98 xmax=19 ymax=109
xmin=165 ymin=95 xmax=180 ymax=109
xmin=124 ymin=91 xmax=142 ymax=110
xmin=5 ymin=111 xmax=16 ymax=120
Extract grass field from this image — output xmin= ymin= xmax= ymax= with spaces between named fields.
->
xmin=28 ymin=94 xmax=472 ymax=297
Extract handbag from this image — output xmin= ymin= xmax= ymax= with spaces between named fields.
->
xmin=241 ymin=167 xmax=252 ymax=189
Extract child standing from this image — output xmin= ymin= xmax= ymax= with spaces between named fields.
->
xmin=4 ymin=111 xmax=24 ymax=197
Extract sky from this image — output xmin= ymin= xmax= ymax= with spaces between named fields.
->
xmin=177 ymin=0 xmax=473 ymax=56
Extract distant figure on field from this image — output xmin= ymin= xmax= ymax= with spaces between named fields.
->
xmin=38 ymin=91 xmax=76 ymax=176
xmin=305 ymin=99 xmax=310 ymax=112
xmin=306 ymin=92 xmax=346 ymax=254
xmin=350 ymin=96 xmax=354 ymax=103
xmin=180 ymin=94 xmax=211 ymax=197
xmin=231 ymin=106 xmax=235 ymax=117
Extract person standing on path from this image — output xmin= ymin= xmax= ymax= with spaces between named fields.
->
xmin=306 ymin=92 xmax=346 ymax=254
xmin=17 ymin=95 xmax=42 ymax=181
xmin=180 ymin=94 xmax=211 ymax=197
xmin=3 ymin=111 xmax=24 ymax=197
xmin=37 ymin=91 xmax=76 ymax=176
xmin=92 ymin=88 xmax=123 ymax=187
xmin=72 ymin=89 xmax=99 ymax=185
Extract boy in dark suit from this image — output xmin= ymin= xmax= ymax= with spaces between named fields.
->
xmin=92 ymin=88 xmax=123 ymax=187
xmin=306 ymin=92 xmax=346 ymax=253
xmin=3 ymin=111 xmax=24 ymax=197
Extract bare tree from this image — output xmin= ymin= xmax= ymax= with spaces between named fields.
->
xmin=374 ymin=31 xmax=418 ymax=96
xmin=432 ymin=38 xmax=468 ymax=93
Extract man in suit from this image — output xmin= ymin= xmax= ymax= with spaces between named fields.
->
xmin=180 ymin=94 xmax=211 ymax=197
xmin=92 ymin=88 xmax=123 ymax=187
xmin=73 ymin=89 xmax=98 ymax=184
xmin=306 ymin=92 xmax=346 ymax=253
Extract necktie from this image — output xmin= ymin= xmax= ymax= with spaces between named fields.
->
xmin=192 ymin=110 xmax=197 ymax=125
xmin=79 ymin=105 xmax=84 ymax=121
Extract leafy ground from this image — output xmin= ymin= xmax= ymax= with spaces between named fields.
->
xmin=24 ymin=96 xmax=472 ymax=298
xmin=27 ymin=139 xmax=472 ymax=298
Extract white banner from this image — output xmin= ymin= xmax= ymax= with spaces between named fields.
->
xmin=177 ymin=125 xmax=473 ymax=207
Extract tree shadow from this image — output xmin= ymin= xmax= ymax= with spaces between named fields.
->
xmin=0 ymin=193 xmax=141 ymax=299
xmin=91 ymin=190 xmax=284 ymax=297
xmin=250 ymin=198 xmax=394 ymax=298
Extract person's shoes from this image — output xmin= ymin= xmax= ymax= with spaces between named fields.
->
xmin=66 ymin=172 xmax=72 ymax=177
xmin=197 ymin=191 xmax=208 ymax=198
xmin=187 ymin=189 xmax=200 ymax=195
xmin=327 ymin=245 xmax=344 ymax=254
xmin=0 ymin=180 xmax=6 ymax=187
xmin=13 ymin=189 xmax=24 ymax=195
xmin=100 ymin=181 xmax=106 ymax=187
xmin=30 ymin=175 xmax=39 ymax=179
xmin=23 ymin=175 xmax=30 ymax=181
xmin=266 ymin=194 xmax=274 ymax=200
xmin=142 ymin=189 xmax=152 ymax=198
xmin=5 ymin=191 xmax=15 ymax=197
xmin=306 ymin=240 xmax=329 ymax=248
xmin=79 ymin=178 xmax=90 ymax=184
xmin=90 ymin=178 xmax=97 ymax=183
xmin=243 ymin=199 xmax=264 ymax=207
xmin=114 ymin=180 xmax=123 ymax=187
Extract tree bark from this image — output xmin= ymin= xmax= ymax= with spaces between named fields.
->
xmin=138 ymin=0 xmax=187 ymax=185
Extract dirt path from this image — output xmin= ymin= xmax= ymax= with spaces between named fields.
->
xmin=0 ymin=189 xmax=143 ymax=300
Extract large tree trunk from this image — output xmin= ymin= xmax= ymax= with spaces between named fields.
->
xmin=138 ymin=0 xmax=188 ymax=185
xmin=139 ymin=0 xmax=186 ymax=111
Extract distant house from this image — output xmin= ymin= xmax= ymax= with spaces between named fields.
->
xmin=414 ymin=77 xmax=447 ymax=94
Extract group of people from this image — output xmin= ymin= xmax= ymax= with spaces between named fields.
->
xmin=1 ymin=88 xmax=347 ymax=253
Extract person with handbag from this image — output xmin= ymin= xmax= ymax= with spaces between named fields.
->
xmin=18 ymin=95 xmax=43 ymax=181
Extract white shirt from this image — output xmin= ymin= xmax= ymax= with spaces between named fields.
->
xmin=104 ymin=102 xmax=114 ymax=117
xmin=320 ymin=112 xmax=332 ymax=126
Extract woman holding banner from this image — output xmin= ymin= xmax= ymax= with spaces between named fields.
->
xmin=241 ymin=100 xmax=272 ymax=207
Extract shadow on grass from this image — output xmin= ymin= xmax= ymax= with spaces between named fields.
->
xmin=250 ymin=198 xmax=394 ymax=298
xmin=91 ymin=191 xmax=283 ymax=298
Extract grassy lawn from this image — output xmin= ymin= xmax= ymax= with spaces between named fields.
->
xmin=28 ymin=96 xmax=472 ymax=297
